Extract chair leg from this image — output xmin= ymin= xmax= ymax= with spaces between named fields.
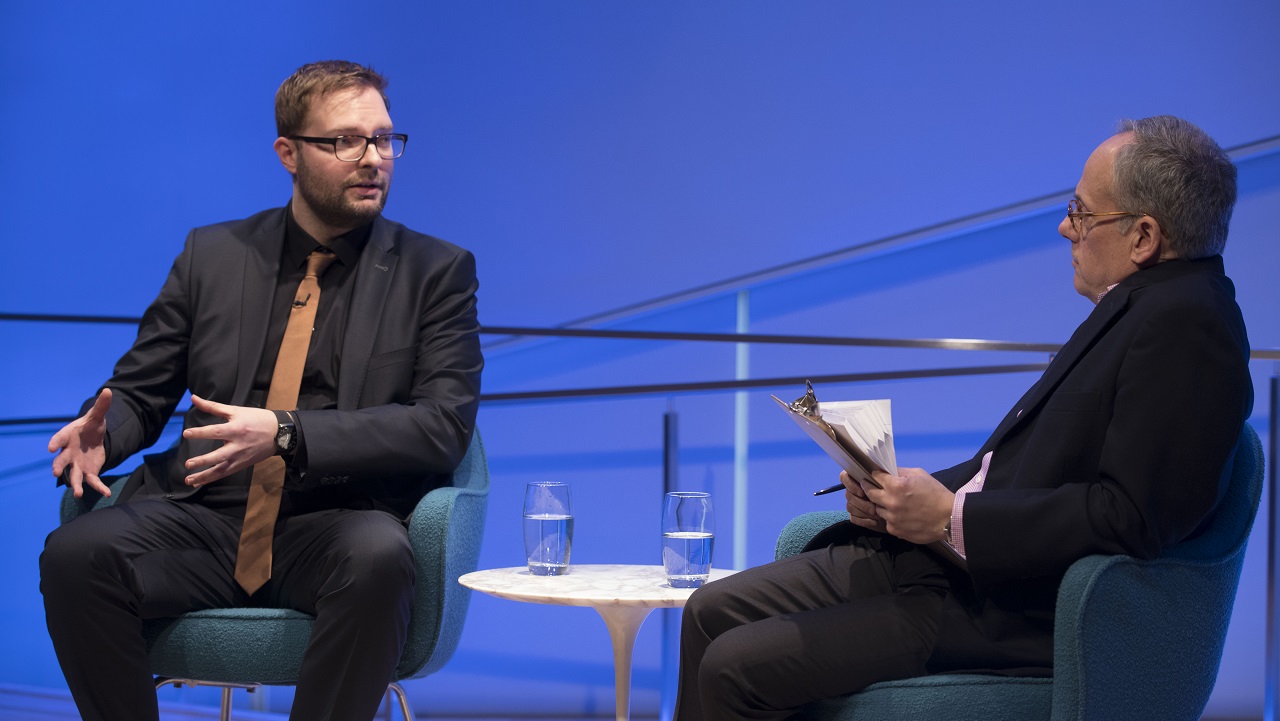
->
xmin=387 ymin=682 xmax=414 ymax=721
xmin=154 ymin=677 xmax=259 ymax=721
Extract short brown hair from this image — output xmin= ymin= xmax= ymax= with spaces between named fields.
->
xmin=275 ymin=60 xmax=389 ymax=137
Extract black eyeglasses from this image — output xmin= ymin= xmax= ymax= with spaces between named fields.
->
xmin=289 ymin=134 xmax=408 ymax=161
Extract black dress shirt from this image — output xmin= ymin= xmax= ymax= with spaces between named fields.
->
xmin=199 ymin=206 xmax=370 ymax=513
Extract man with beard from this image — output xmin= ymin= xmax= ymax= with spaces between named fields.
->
xmin=40 ymin=60 xmax=483 ymax=721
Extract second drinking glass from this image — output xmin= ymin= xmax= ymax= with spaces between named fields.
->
xmin=661 ymin=491 xmax=714 ymax=588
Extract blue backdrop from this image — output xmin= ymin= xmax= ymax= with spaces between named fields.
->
xmin=3 ymin=1 xmax=1278 ymax=717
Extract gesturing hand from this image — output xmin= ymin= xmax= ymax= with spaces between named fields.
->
xmin=861 ymin=467 xmax=955 ymax=545
xmin=49 ymin=388 xmax=113 ymax=499
xmin=181 ymin=395 xmax=279 ymax=488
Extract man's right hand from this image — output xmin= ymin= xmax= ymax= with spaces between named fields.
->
xmin=49 ymin=388 xmax=113 ymax=499
xmin=841 ymin=470 xmax=887 ymax=534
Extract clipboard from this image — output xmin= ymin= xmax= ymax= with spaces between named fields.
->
xmin=772 ymin=381 xmax=968 ymax=572
xmin=770 ymin=381 xmax=892 ymax=488
xmin=769 ymin=393 xmax=883 ymax=489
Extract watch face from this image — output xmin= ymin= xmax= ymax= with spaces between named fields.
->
xmin=277 ymin=425 xmax=295 ymax=452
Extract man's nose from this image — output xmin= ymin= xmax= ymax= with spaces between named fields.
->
xmin=356 ymin=141 xmax=384 ymax=167
xmin=1059 ymin=215 xmax=1077 ymax=242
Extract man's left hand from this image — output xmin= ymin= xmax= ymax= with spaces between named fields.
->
xmin=181 ymin=395 xmax=278 ymax=487
xmin=862 ymin=467 xmax=955 ymax=545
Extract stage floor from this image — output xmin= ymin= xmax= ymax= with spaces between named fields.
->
xmin=2 ymin=681 xmax=1253 ymax=721
xmin=0 ymin=682 xmax=645 ymax=721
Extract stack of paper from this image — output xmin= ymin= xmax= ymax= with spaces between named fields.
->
xmin=772 ymin=383 xmax=967 ymax=572
xmin=818 ymin=399 xmax=897 ymax=476
xmin=769 ymin=384 xmax=895 ymax=488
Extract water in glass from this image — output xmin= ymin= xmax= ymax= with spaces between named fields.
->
xmin=523 ymin=513 xmax=574 ymax=575
xmin=662 ymin=530 xmax=714 ymax=588
xmin=524 ymin=482 xmax=573 ymax=575
xmin=662 ymin=491 xmax=714 ymax=588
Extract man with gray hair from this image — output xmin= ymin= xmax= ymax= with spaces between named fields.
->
xmin=674 ymin=115 xmax=1252 ymax=721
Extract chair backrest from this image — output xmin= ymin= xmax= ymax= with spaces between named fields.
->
xmin=396 ymin=429 xmax=490 ymax=679
xmin=1163 ymin=423 xmax=1263 ymax=563
xmin=449 ymin=427 xmax=491 ymax=495
xmin=1050 ymin=423 xmax=1265 ymax=721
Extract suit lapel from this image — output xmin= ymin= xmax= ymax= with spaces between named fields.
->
xmin=1007 ymin=258 xmax=1218 ymax=427
xmin=337 ymin=217 xmax=398 ymax=409
xmin=969 ymin=257 xmax=1218 ymax=460
xmin=984 ymin=286 xmax=1131 ymax=448
xmin=231 ymin=210 xmax=287 ymax=404
xmin=1020 ymin=257 xmax=1226 ymax=414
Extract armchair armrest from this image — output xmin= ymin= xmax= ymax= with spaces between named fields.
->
xmin=59 ymin=475 xmax=128 ymax=524
xmin=775 ymin=511 xmax=848 ymax=560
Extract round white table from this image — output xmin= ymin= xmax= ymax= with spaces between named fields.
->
xmin=459 ymin=564 xmax=735 ymax=721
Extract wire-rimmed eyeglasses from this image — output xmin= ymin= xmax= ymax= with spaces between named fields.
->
xmin=289 ymin=134 xmax=408 ymax=162
xmin=1066 ymin=198 xmax=1141 ymax=234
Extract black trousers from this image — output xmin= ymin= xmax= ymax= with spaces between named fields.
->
xmin=675 ymin=532 xmax=953 ymax=721
xmin=39 ymin=497 xmax=415 ymax=721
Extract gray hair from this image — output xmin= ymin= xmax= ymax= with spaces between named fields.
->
xmin=1111 ymin=116 xmax=1237 ymax=259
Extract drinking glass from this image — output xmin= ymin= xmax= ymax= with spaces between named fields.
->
xmin=661 ymin=491 xmax=714 ymax=588
xmin=524 ymin=482 xmax=573 ymax=575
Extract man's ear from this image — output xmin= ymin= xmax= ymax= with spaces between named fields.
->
xmin=274 ymin=137 xmax=298 ymax=176
xmin=1129 ymin=215 xmax=1170 ymax=267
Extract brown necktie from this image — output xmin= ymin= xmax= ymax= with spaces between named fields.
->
xmin=234 ymin=249 xmax=336 ymax=594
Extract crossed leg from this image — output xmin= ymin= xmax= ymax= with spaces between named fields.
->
xmin=675 ymin=532 xmax=951 ymax=721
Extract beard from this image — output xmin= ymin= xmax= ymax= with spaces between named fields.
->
xmin=295 ymin=152 xmax=391 ymax=231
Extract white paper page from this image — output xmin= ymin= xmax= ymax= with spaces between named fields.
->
xmin=819 ymin=399 xmax=896 ymax=475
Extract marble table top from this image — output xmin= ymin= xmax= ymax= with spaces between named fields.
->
xmin=459 ymin=564 xmax=736 ymax=608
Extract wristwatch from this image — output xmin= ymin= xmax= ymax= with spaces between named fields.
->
xmin=274 ymin=412 xmax=298 ymax=457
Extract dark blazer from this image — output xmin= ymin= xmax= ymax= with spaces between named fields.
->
xmin=809 ymin=255 xmax=1252 ymax=674
xmin=933 ymin=255 xmax=1252 ymax=673
xmin=93 ymin=207 xmax=483 ymax=519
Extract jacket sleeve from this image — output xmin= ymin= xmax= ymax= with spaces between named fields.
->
xmin=93 ymin=232 xmax=196 ymax=472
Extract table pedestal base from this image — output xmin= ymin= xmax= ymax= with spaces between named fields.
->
xmin=594 ymin=605 xmax=658 ymax=721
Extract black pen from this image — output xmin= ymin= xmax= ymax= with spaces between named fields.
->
xmin=814 ymin=471 xmax=884 ymax=496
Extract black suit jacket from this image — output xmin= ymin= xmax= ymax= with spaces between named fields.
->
xmin=93 ymin=207 xmax=483 ymax=519
xmin=810 ymin=255 xmax=1252 ymax=674
xmin=935 ymin=255 xmax=1252 ymax=672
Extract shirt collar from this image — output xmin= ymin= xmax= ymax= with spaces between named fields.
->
xmin=1096 ymin=282 xmax=1120 ymax=303
xmin=284 ymin=204 xmax=371 ymax=270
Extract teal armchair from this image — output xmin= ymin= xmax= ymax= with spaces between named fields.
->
xmin=774 ymin=424 xmax=1264 ymax=721
xmin=59 ymin=430 xmax=490 ymax=721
